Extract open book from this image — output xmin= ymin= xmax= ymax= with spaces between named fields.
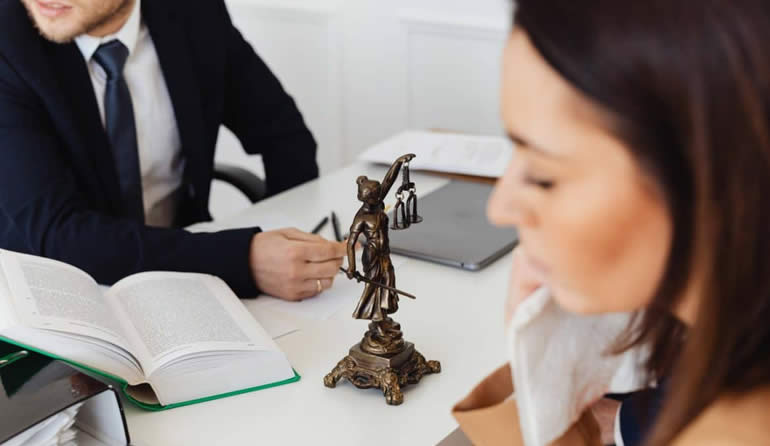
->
xmin=0 ymin=250 xmax=298 ymax=411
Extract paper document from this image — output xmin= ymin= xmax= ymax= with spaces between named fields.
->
xmin=2 ymin=403 xmax=82 ymax=446
xmin=253 ymin=254 xmax=409 ymax=321
xmin=186 ymin=211 xmax=296 ymax=233
xmin=359 ymin=130 xmax=514 ymax=178
xmin=244 ymin=306 xmax=300 ymax=340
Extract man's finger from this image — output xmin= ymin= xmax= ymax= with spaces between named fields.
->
xmin=303 ymin=241 xmax=347 ymax=262
xmin=279 ymin=227 xmax=326 ymax=243
xmin=303 ymin=257 xmax=345 ymax=279
xmin=292 ymin=277 xmax=334 ymax=301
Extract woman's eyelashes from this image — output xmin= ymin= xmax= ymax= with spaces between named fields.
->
xmin=523 ymin=173 xmax=555 ymax=190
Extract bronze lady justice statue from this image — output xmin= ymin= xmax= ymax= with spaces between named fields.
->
xmin=323 ymin=154 xmax=440 ymax=406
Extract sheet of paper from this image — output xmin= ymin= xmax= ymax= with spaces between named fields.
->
xmin=359 ymin=130 xmax=514 ymax=178
xmin=254 ymin=276 xmax=362 ymax=321
xmin=188 ymin=209 xmax=341 ymax=242
xmin=253 ymin=254 xmax=410 ymax=321
xmin=243 ymin=305 xmax=300 ymax=340
xmin=186 ymin=210 xmax=297 ymax=233
xmin=3 ymin=403 xmax=81 ymax=446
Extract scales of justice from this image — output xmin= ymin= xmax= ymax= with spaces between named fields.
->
xmin=323 ymin=154 xmax=441 ymax=405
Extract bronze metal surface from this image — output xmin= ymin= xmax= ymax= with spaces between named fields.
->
xmin=326 ymin=154 xmax=441 ymax=405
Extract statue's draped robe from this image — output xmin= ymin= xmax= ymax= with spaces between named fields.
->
xmin=352 ymin=212 xmax=399 ymax=321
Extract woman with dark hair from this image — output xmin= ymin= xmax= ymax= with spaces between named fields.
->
xmin=456 ymin=1 xmax=770 ymax=445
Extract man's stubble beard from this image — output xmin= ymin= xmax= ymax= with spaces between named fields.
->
xmin=22 ymin=0 xmax=134 ymax=44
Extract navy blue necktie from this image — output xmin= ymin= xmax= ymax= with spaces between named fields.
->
xmin=93 ymin=40 xmax=145 ymax=221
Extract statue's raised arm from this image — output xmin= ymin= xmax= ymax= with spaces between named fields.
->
xmin=379 ymin=153 xmax=416 ymax=201
xmin=324 ymin=153 xmax=440 ymax=406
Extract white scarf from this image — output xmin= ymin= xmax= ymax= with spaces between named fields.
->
xmin=506 ymin=286 xmax=647 ymax=446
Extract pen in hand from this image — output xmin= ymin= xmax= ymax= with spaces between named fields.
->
xmin=331 ymin=211 xmax=343 ymax=242
xmin=311 ymin=216 xmax=329 ymax=235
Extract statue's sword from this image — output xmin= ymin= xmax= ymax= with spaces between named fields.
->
xmin=339 ymin=268 xmax=416 ymax=299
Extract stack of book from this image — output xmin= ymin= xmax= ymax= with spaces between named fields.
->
xmin=0 ymin=346 xmax=129 ymax=445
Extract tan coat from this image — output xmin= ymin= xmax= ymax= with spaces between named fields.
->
xmin=452 ymin=364 xmax=602 ymax=446
xmin=453 ymin=365 xmax=770 ymax=446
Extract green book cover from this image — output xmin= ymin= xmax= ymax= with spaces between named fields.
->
xmin=0 ymin=337 xmax=300 ymax=412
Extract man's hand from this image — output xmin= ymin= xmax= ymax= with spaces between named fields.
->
xmin=249 ymin=228 xmax=346 ymax=301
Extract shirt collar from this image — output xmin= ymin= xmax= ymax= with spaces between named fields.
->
xmin=74 ymin=0 xmax=142 ymax=62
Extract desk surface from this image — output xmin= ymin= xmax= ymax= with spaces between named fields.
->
xmin=124 ymin=163 xmax=511 ymax=446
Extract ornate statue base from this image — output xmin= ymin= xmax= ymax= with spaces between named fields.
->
xmin=324 ymin=318 xmax=441 ymax=405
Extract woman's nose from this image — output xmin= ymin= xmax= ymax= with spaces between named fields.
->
xmin=487 ymin=159 xmax=526 ymax=227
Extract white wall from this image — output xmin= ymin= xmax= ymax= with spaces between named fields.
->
xmin=211 ymin=0 xmax=512 ymax=219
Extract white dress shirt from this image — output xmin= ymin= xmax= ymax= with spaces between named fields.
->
xmin=74 ymin=0 xmax=185 ymax=227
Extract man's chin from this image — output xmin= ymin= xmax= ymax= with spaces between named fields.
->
xmin=23 ymin=6 xmax=83 ymax=43
xmin=33 ymin=20 xmax=83 ymax=43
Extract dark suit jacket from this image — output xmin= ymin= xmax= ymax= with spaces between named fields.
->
xmin=0 ymin=0 xmax=318 ymax=297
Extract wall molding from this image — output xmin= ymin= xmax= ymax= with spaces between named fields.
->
xmin=223 ymin=0 xmax=345 ymax=174
xmin=400 ymin=9 xmax=510 ymax=40
xmin=401 ymin=9 xmax=508 ymax=133
xmin=226 ymin=0 xmax=338 ymax=23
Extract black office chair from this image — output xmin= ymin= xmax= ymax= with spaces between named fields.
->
xmin=212 ymin=163 xmax=267 ymax=204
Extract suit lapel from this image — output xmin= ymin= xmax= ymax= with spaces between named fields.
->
xmin=3 ymin=0 xmax=210 ymax=215
xmin=1 ymin=0 xmax=123 ymax=212
xmin=142 ymin=1 xmax=209 ymax=198
xmin=46 ymin=42 xmax=124 ymax=213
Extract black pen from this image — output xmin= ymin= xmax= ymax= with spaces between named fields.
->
xmin=311 ymin=216 xmax=329 ymax=234
xmin=331 ymin=211 xmax=343 ymax=242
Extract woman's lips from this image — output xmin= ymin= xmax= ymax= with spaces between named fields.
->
xmin=35 ymin=0 xmax=72 ymax=18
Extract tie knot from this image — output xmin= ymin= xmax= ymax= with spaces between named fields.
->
xmin=93 ymin=40 xmax=129 ymax=80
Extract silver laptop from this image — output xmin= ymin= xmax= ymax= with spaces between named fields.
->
xmin=389 ymin=181 xmax=518 ymax=271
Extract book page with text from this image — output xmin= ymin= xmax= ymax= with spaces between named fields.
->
xmin=0 ymin=251 xmax=134 ymax=354
xmin=107 ymin=272 xmax=274 ymax=375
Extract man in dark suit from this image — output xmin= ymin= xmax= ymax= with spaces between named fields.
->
xmin=0 ymin=0 xmax=345 ymax=300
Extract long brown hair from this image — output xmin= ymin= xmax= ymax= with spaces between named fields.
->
xmin=513 ymin=1 xmax=770 ymax=443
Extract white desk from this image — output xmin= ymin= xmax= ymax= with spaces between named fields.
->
xmin=124 ymin=163 xmax=511 ymax=446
